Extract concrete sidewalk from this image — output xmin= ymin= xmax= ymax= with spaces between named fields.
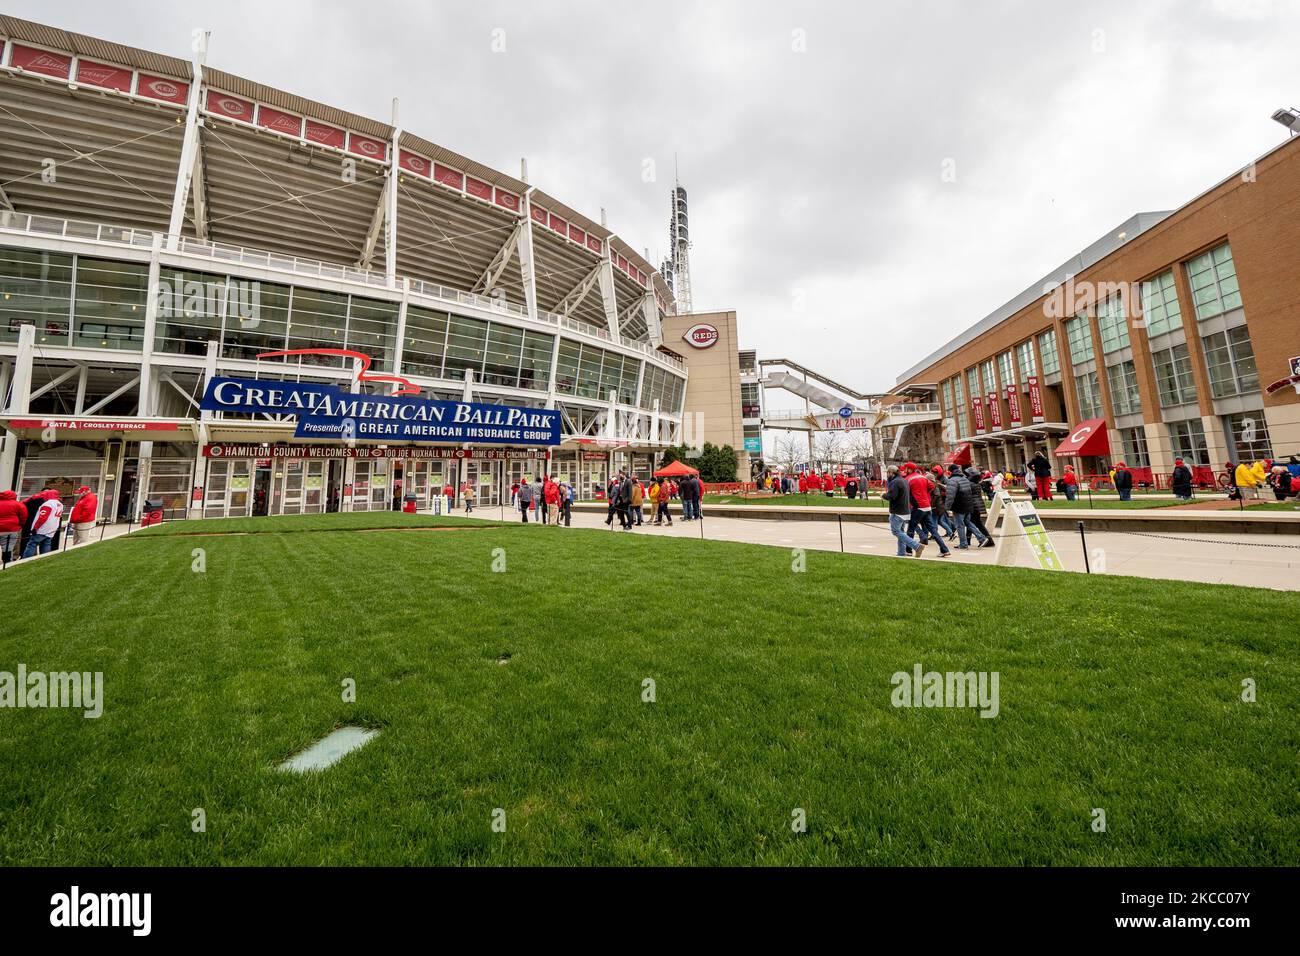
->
xmin=476 ymin=506 xmax=1300 ymax=591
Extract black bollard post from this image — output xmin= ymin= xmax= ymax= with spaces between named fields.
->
xmin=838 ymin=512 xmax=845 ymax=553
xmin=1078 ymin=521 xmax=1090 ymax=573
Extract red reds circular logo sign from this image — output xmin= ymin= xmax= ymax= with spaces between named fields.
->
xmin=147 ymin=80 xmax=180 ymax=99
xmin=217 ymin=97 xmax=247 ymax=117
xmin=683 ymin=323 xmax=719 ymax=349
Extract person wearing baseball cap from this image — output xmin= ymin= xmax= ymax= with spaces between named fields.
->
xmin=69 ymin=485 xmax=99 ymax=545
xmin=1171 ymin=457 xmax=1193 ymax=500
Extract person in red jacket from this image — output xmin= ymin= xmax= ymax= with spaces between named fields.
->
xmin=798 ymin=473 xmax=808 ymax=494
xmin=906 ymin=465 xmax=950 ymax=557
xmin=0 ymin=489 xmax=27 ymax=563
xmin=70 ymin=485 xmax=99 ymax=545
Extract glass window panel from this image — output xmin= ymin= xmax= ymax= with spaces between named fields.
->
xmin=286 ymin=287 xmax=348 ymax=367
xmin=555 ymin=340 xmax=580 ymax=394
xmin=346 ymin=296 xmax=398 ymax=372
xmin=402 ymin=306 xmax=448 ymax=378
xmin=1096 ymin=295 xmax=1129 ymax=353
xmin=1038 ymin=329 xmax=1060 ymax=375
xmin=482 ymin=322 xmax=523 ymax=387
xmin=0 ymin=247 xmax=73 ymax=345
xmin=221 ymin=280 xmax=290 ymax=361
xmin=444 ymin=314 xmax=489 ymax=379
xmin=1066 ymin=315 xmax=1094 ymax=364
xmin=519 ymin=330 xmax=553 ymax=392
xmin=72 ymin=257 xmax=148 ymax=351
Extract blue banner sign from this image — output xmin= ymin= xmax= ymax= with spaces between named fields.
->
xmin=200 ymin=377 xmax=561 ymax=446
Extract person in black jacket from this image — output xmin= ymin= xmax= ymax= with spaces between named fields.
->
xmin=964 ymin=466 xmax=995 ymax=548
xmin=944 ymin=465 xmax=981 ymax=549
xmin=884 ymin=465 xmax=925 ymax=557
xmin=1170 ymin=458 xmax=1193 ymax=500
xmin=1113 ymin=461 xmax=1135 ymax=501
xmin=1029 ymin=452 xmax=1053 ymax=500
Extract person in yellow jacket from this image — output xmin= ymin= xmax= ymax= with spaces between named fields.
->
xmin=648 ymin=479 xmax=661 ymax=524
xmin=1233 ymin=460 xmax=1262 ymax=499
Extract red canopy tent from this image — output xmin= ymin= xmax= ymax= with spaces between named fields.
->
xmin=653 ymin=459 xmax=700 ymax=478
xmin=943 ymin=442 xmax=973 ymax=466
xmin=1054 ymin=418 xmax=1110 ymax=457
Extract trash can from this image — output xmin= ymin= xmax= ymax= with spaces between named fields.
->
xmin=141 ymin=498 xmax=165 ymax=527
xmin=402 ymin=494 xmax=417 ymax=514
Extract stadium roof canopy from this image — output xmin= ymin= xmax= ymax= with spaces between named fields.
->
xmin=0 ymin=15 xmax=673 ymax=342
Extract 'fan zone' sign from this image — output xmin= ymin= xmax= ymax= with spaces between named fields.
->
xmin=200 ymin=377 xmax=560 ymax=446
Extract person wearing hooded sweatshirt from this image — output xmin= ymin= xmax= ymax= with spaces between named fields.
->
xmin=22 ymin=489 xmax=65 ymax=558
xmin=70 ymin=485 xmax=99 ymax=544
xmin=1170 ymin=458 xmax=1194 ymax=500
xmin=0 ymin=490 xmax=27 ymax=563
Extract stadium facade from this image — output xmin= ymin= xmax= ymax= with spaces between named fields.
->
xmin=891 ymin=131 xmax=1300 ymax=482
xmin=0 ymin=16 xmax=697 ymax=518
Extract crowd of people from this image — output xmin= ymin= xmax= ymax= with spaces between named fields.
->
xmin=883 ymin=462 xmax=996 ymax=558
xmin=508 ymin=476 xmax=576 ymax=526
xmin=752 ymin=471 xmax=864 ymax=498
xmin=0 ymin=485 xmax=98 ymax=563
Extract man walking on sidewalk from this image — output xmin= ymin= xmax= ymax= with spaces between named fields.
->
xmin=884 ymin=465 xmax=925 ymax=558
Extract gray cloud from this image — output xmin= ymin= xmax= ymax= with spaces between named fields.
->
xmin=15 ymin=0 xmax=1300 ymax=389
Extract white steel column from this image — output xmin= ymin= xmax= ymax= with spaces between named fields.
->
xmin=390 ymin=276 xmax=410 ymax=383
xmin=518 ymin=172 xmax=539 ymax=322
xmin=598 ymin=246 xmax=620 ymax=340
xmin=190 ymin=340 xmax=219 ymax=518
xmin=0 ymin=325 xmax=36 ymax=491
xmin=166 ymin=35 xmax=209 ymax=251
xmin=385 ymin=98 xmax=400 ymax=288
xmin=641 ymin=289 xmax=662 ymax=347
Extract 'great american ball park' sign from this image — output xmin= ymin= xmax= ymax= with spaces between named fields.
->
xmin=200 ymin=377 xmax=561 ymax=446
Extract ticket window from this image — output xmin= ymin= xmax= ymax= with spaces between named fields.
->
xmin=351 ymin=460 xmax=392 ymax=512
xmin=278 ymin=460 xmax=326 ymax=515
xmin=405 ymin=461 xmax=446 ymax=507
xmin=17 ymin=458 xmax=106 ymax=509
xmin=583 ymin=460 xmax=608 ymax=500
xmin=204 ymin=459 xmax=254 ymax=519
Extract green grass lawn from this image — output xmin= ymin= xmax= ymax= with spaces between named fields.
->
xmin=702 ymin=492 xmax=1189 ymax=511
xmin=135 ymin=511 xmax=492 ymax=535
xmin=1 ymin=515 xmax=1296 ymax=866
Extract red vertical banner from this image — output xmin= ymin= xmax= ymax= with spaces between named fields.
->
xmin=987 ymin=392 xmax=1002 ymax=430
xmin=1007 ymin=384 xmax=1022 ymax=426
xmin=972 ymin=396 xmax=986 ymax=432
xmin=1027 ymin=375 xmax=1045 ymax=421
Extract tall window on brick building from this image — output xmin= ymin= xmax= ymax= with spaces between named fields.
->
xmin=1140 ymin=269 xmax=1183 ymax=336
xmin=1152 ymin=344 xmax=1198 ymax=408
xmin=1224 ymin=411 xmax=1273 ymax=462
xmin=1168 ymin=419 xmax=1210 ymax=466
xmin=1186 ymin=243 xmax=1243 ymax=320
xmin=1201 ymin=326 xmax=1259 ymax=398
xmin=1074 ymin=370 xmax=1103 ymax=419
xmin=1096 ymin=295 xmax=1130 ymax=353
xmin=1065 ymin=314 xmax=1094 ymax=364
xmin=1037 ymin=329 xmax=1060 ymax=376
xmin=1106 ymin=360 xmax=1142 ymax=416
xmin=1119 ymin=427 xmax=1150 ymax=467
xmin=1016 ymin=340 xmax=1036 ymax=380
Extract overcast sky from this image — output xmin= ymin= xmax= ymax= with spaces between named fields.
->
xmin=17 ymin=0 xmax=1300 ymax=389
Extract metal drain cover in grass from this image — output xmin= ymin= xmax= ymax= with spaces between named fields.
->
xmin=278 ymin=726 xmax=379 ymax=773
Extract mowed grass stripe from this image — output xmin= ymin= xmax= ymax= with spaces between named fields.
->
xmin=0 ymin=520 xmax=1295 ymax=865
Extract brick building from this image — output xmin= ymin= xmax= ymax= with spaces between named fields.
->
xmin=892 ymin=132 xmax=1300 ymax=483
